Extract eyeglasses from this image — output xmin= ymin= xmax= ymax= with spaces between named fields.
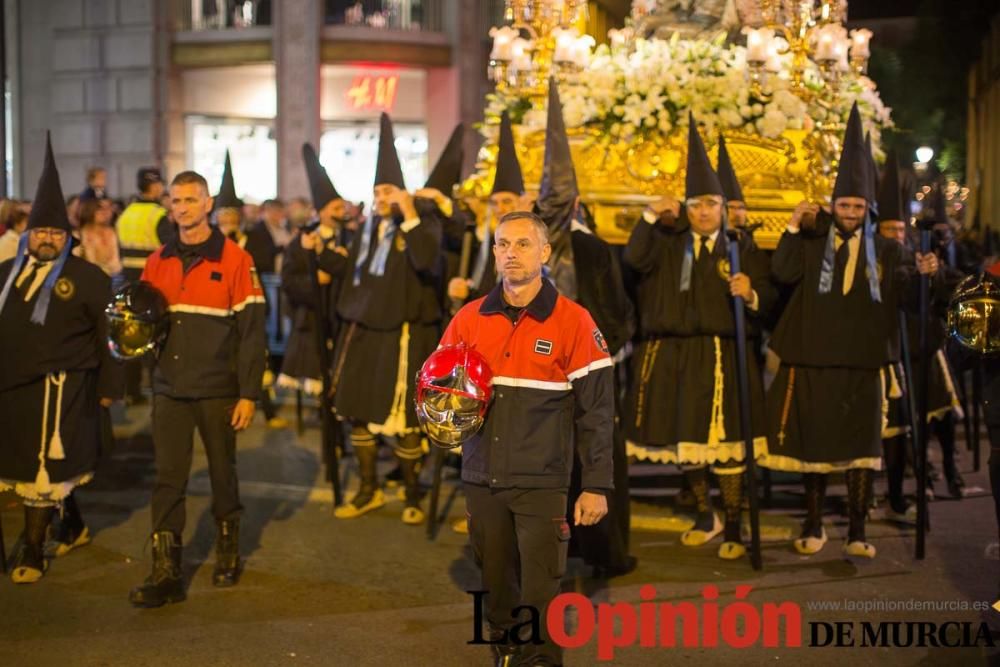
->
xmin=29 ymin=228 xmax=68 ymax=240
xmin=686 ymin=198 xmax=723 ymax=211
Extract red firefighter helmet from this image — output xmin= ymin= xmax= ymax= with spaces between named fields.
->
xmin=415 ymin=344 xmax=494 ymax=448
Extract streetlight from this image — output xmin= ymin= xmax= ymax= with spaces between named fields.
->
xmin=916 ymin=146 xmax=935 ymax=164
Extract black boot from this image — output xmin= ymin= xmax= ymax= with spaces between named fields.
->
xmin=488 ymin=628 xmax=520 ymax=667
xmin=47 ymin=492 xmax=91 ymax=558
xmin=11 ymin=505 xmax=54 ymax=584
xmin=936 ymin=415 xmax=966 ymax=499
xmin=129 ymin=531 xmax=186 ymax=607
xmin=212 ymin=519 xmax=242 ymax=587
xmin=399 ymin=452 xmax=425 ymax=525
xmin=334 ymin=442 xmax=385 ymax=518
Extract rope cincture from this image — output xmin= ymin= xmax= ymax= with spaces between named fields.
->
xmin=34 ymin=372 xmax=68 ymax=496
xmin=706 ymin=336 xmax=726 ymax=447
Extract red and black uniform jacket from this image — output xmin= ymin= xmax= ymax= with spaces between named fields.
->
xmin=142 ymin=226 xmax=267 ymax=400
xmin=440 ymin=279 xmax=614 ymax=491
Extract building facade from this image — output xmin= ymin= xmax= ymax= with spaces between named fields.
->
xmin=5 ymin=0 xmax=493 ymax=204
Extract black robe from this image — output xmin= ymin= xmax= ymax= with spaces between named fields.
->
xmin=0 ymin=255 xmax=121 ymax=488
xmin=564 ymin=227 xmax=636 ymax=570
xmin=278 ymin=228 xmax=346 ymax=391
xmin=622 ymin=220 xmax=775 ymax=465
xmin=763 ymin=212 xmax=917 ymax=472
xmin=319 ymin=212 xmax=442 ymax=431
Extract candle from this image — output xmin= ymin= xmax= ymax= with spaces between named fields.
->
xmin=574 ymin=34 xmax=595 ymax=68
xmin=510 ymin=37 xmax=534 ymax=73
xmin=489 ymin=26 xmax=517 ymax=62
xmin=553 ymin=28 xmax=577 ymax=64
xmin=743 ymin=27 xmax=773 ymax=63
xmin=850 ymin=28 xmax=872 ymax=59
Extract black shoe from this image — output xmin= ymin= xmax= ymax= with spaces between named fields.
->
xmin=212 ymin=519 xmax=242 ymax=587
xmin=593 ymin=555 xmax=638 ymax=579
xmin=488 ymin=631 xmax=520 ymax=667
xmin=11 ymin=506 xmax=54 ymax=584
xmin=129 ymin=531 xmax=186 ymax=608
xmin=946 ymin=471 xmax=966 ymax=499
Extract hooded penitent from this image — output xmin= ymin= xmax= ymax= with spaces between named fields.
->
xmin=679 ymin=113 xmax=726 ymax=292
xmin=0 ymin=132 xmax=74 ymax=324
xmin=492 ymin=111 xmax=525 ymax=197
xmin=214 ymin=150 xmax=244 ymax=211
xmin=822 ymin=102 xmax=880 ymax=302
xmin=535 ymin=77 xmax=580 ymax=299
xmin=374 ymin=112 xmax=406 ymax=190
xmin=301 ymin=143 xmax=341 ymax=211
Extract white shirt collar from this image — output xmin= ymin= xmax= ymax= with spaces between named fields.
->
xmin=692 ymin=229 xmax=720 ymax=243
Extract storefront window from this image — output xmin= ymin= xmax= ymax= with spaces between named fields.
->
xmin=187 ymin=117 xmax=277 ymax=202
xmin=320 ymin=122 xmax=428 ymax=209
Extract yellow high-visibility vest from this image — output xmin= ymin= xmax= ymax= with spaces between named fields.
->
xmin=117 ymin=201 xmax=166 ymax=269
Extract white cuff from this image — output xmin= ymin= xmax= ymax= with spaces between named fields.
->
xmin=642 ymin=209 xmax=658 ymax=225
xmin=747 ymin=290 xmax=760 ymax=312
xmin=400 ymin=218 xmax=421 ymax=233
xmin=785 ymin=225 xmax=800 ymax=234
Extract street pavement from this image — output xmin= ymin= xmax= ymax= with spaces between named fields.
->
xmin=1 ymin=401 xmax=999 ymax=666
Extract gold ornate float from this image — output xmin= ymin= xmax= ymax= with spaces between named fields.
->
xmin=466 ymin=0 xmax=891 ymax=249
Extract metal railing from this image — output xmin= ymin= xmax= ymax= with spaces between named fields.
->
xmin=325 ymin=0 xmax=446 ymax=33
xmin=172 ymin=0 xmax=448 ymax=33
xmin=172 ymin=0 xmax=272 ymax=32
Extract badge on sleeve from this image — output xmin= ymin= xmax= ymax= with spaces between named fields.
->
xmin=593 ymin=328 xmax=609 ymax=354
xmin=250 ymin=267 xmax=261 ymax=289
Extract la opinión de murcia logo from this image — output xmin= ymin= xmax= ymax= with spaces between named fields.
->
xmin=468 ymin=587 xmax=997 ymax=660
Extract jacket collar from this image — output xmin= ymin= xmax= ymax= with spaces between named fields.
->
xmin=161 ymin=224 xmax=225 ymax=261
xmin=480 ymin=277 xmax=558 ymax=322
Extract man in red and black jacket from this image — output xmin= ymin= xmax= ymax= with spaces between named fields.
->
xmin=440 ymin=211 xmax=614 ymax=667
xmin=129 ymin=171 xmax=266 ymax=608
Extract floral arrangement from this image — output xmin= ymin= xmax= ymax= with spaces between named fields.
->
xmin=484 ymin=34 xmax=892 ymax=151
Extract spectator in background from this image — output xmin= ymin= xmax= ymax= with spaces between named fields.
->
xmin=286 ymin=196 xmax=314 ymax=230
xmin=75 ymin=198 xmax=126 ymax=292
xmin=245 ymin=198 xmax=292 ymax=274
xmin=0 ymin=207 xmax=29 ymax=263
xmin=81 ymin=166 xmax=107 ymax=200
xmin=242 ymin=202 xmax=261 ymax=228
xmin=66 ymin=194 xmax=81 ymax=230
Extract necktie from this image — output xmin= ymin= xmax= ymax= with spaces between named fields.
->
xmin=697 ymin=235 xmax=711 ymax=263
xmin=17 ymin=262 xmax=41 ymax=298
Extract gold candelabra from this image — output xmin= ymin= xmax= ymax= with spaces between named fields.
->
xmin=488 ymin=0 xmax=591 ymax=101
xmin=743 ymin=0 xmax=871 ymax=103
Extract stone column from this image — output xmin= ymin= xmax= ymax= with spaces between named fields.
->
xmin=273 ymin=0 xmax=321 ymax=200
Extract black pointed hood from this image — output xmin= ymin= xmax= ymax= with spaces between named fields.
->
xmin=716 ymin=133 xmax=744 ymax=203
xmin=492 ymin=111 xmax=525 ymax=196
xmin=536 ymin=78 xmax=579 ymax=229
xmin=424 ymin=124 xmax=464 ymax=194
xmin=832 ymin=103 xmax=873 ymax=202
xmin=374 ymin=112 xmax=405 ymax=189
xmin=685 ymin=113 xmax=723 ymax=199
xmin=302 ymin=142 xmax=341 ymax=210
xmin=214 ymin=150 xmax=243 ymax=210
xmin=27 ymin=132 xmax=72 ymax=233
xmin=876 ymin=150 xmax=908 ymax=222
